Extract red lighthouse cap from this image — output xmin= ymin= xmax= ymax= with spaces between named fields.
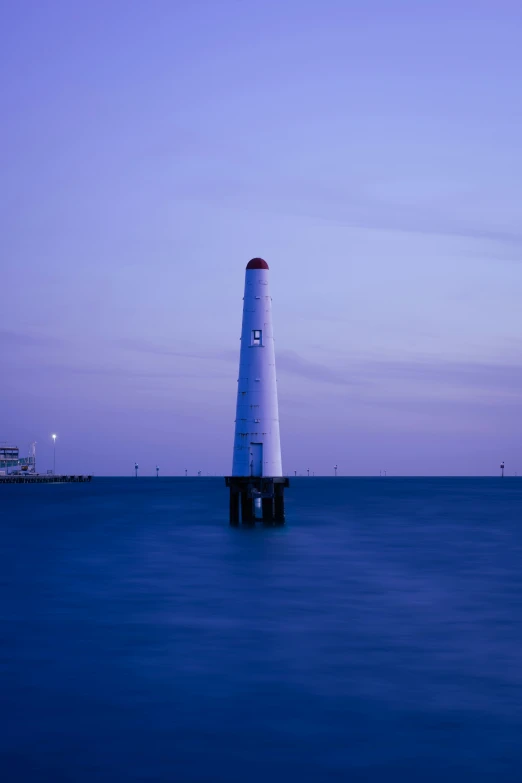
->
xmin=246 ymin=257 xmax=269 ymax=270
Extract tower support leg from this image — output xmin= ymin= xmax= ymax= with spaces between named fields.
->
xmin=229 ymin=489 xmax=239 ymax=526
xmin=241 ymin=491 xmax=254 ymax=524
xmin=274 ymin=484 xmax=285 ymax=524
xmin=262 ymin=497 xmax=274 ymax=523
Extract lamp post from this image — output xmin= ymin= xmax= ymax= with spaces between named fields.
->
xmin=52 ymin=434 xmax=57 ymax=475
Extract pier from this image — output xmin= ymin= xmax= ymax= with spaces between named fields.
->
xmin=0 ymin=474 xmax=92 ymax=484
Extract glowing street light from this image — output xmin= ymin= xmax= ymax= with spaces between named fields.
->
xmin=52 ymin=434 xmax=57 ymax=475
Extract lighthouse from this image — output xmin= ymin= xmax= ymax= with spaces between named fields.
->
xmin=225 ymin=258 xmax=289 ymax=525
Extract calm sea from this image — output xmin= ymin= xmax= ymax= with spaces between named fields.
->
xmin=2 ymin=477 xmax=522 ymax=782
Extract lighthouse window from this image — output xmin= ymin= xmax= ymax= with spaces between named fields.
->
xmin=252 ymin=330 xmax=262 ymax=346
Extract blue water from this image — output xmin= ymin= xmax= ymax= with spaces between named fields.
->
xmin=2 ymin=477 xmax=522 ymax=781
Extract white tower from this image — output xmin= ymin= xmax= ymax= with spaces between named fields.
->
xmin=226 ymin=258 xmax=288 ymax=525
xmin=232 ymin=257 xmax=282 ymax=477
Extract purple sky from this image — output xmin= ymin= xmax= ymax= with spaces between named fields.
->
xmin=2 ymin=0 xmax=521 ymax=476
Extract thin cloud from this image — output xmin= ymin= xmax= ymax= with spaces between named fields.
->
xmin=277 ymin=350 xmax=362 ymax=387
xmin=0 ymin=330 xmax=62 ymax=347
xmin=118 ymin=338 xmax=522 ymax=398
xmin=277 ymin=349 xmax=522 ymax=398
xmin=119 ymin=338 xmax=236 ymax=363
xmin=18 ymin=362 xmax=230 ymax=382
xmin=358 ymin=357 xmax=522 ymax=395
xmin=119 ymin=337 xmax=205 ymax=359
xmin=180 ymin=171 xmax=522 ymax=248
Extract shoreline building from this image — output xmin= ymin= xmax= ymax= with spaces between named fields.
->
xmin=0 ymin=443 xmax=36 ymax=476
xmin=225 ymin=258 xmax=289 ymax=525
